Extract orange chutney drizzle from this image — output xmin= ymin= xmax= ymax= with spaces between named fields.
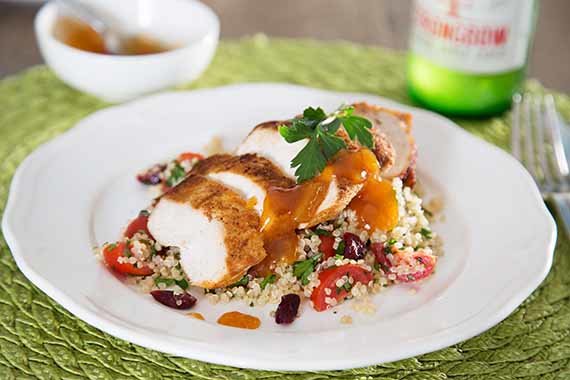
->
xmin=348 ymin=177 xmax=399 ymax=232
xmin=250 ymin=149 xmax=384 ymax=276
xmin=217 ymin=311 xmax=261 ymax=329
xmin=187 ymin=312 xmax=205 ymax=320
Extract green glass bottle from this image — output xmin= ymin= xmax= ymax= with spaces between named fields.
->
xmin=407 ymin=0 xmax=537 ymax=117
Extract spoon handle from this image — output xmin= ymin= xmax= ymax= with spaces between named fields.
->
xmin=55 ymin=0 xmax=124 ymax=53
xmin=56 ymin=0 xmax=107 ymax=33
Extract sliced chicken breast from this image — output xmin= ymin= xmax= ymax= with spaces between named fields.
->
xmin=352 ymin=102 xmax=417 ymax=187
xmin=298 ymin=176 xmax=364 ymax=229
xmin=235 ymin=121 xmax=306 ymax=179
xmin=148 ymin=175 xmax=266 ymax=289
xmin=190 ymin=153 xmax=295 ymax=214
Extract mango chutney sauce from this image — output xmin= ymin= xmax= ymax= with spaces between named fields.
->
xmin=52 ymin=15 xmax=172 ymax=55
xmin=217 ymin=311 xmax=261 ymax=329
xmin=250 ymin=148 xmax=399 ymax=276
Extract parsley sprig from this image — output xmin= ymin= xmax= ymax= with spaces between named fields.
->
xmin=278 ymin=105 xmax=375 ymax=182
xmin=166 ymin=162 xmax=186 ymax=187
xmin=293 ymin=253 xmax=322 ymax=285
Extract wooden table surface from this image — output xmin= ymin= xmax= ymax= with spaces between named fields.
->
xmin=1 ymin=0 xmax=569 ymax=92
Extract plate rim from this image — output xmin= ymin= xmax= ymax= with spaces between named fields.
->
xmin=1 ymin=83 xmax=557 ymax=370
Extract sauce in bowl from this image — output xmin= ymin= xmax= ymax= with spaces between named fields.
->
xmin=52 ymin=15 xmax=172 ymax=55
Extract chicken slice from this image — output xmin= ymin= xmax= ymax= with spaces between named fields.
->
xmin=147 ymin=175 xmax=266 ymax=289
xmin=352 ymin=102 xmax=417 ymax=187
xmin=298 ymin=176 xmax=363 ymax=229
xmin=235 ymin=121 xmax=305 ymax=179
xmin=190 ymin=153 xmax=295 ymax=214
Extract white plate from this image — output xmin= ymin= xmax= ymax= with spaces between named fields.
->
xmin=2 ymin=83 xmax=556 ymax=371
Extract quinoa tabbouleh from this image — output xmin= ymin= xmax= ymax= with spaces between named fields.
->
xmin=98 ymin=103 xmax=443 ymax=327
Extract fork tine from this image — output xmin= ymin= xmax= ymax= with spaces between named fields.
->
xmin=523 ymin=94 xmax=537 ymax=180
xmin=511 ymin=93 xmax=522 ymax=161
xmin=534 ymin=96 xmax=553 ymax=192
xmin=545 ymin=94 xmax=569 ymax=177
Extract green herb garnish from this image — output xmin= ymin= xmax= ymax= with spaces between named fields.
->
xmin=314 ymin=228 xmax=332 ymax=236
xmin=231 ymin=275 xmax=250 ymax=288
xmin=166 ymin=162 xmax=186 ymax=187
xmin=175 ymin=278 xmax=189 ymax=290
xmin=420 ymin=228 xmax=433 ymax=239
xmin=336 ymin=282 xmax=352 ymax=294
xmin=334 ymin=253 xmax=344 ymax=260
xmin=154 ymin=277 xmax=189 ymax=290
xmin=387 ymin=238 xmax=398 ymax=246
xmin=278 ymin=105 xmax=374 ymax=182
xmin=335 ymin=240 xmax=346 ymax=256
xmin=260 ymin=274 xmax=277 ymax=289
xmin=123 ymin=242 xmax=132 ymax=257
xmin=293 ymin=253 xmax=323 ymax=285
xmin=105 ymin=242 xmax=117 ymax=250
xmin=154 ymin=277 xmax=175 ymax=287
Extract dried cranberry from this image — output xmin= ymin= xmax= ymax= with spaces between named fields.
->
xmin=275 ymin=294 xmax=300 ymax=324
xmin=342 ymin=233 xmax=366 ymax=260
xmin=137 ymin=164 xmax=166 ymax=185
xmin=151 ymin=290 xmax=197 ymax=310
xmin=371 ymin=242 xmax=392 ymax=270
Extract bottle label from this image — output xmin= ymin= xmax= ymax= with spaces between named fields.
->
xmin=410 ymin=0 xmax=534 ymax=74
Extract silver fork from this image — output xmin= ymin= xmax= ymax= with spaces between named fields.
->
xmin=511 ymin=93 xmax=570 ymax=235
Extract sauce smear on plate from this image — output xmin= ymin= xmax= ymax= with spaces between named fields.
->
xmin=217 ymin=311 xmax=261 ymax=329
xmin=188 ymin=312 xmax=205 ymax=320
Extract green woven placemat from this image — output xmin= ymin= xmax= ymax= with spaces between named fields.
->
xmin=1 ymin=36 xmax=570 ymax=380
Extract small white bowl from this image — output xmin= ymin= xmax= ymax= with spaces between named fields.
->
xmin=35 ymin=0 xmax=219 ymax=102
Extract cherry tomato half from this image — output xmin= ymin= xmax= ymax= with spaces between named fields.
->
xmin=123 ymin=212 xmax=152 ymax=239
xmin=371 ymin=243 xmax=436 ymax=283
xmin=319 ymin=235 xmax=336 ymax=260
xmin=103 ymin=242 xmax=153 ymax=276
xmin=177 ymin=152 xmax=204 ymax=162
xmin=310 ymin=264 xmax=373 ymax=312
xmin=395 ymin=251 xmax=436 ymax=283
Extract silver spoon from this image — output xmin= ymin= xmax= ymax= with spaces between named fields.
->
xmin=56 ymin=0 xmax=125 ymax=54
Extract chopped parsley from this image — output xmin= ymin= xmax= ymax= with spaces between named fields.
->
xmin=278 ymin=105 xmax=374 ymax=182
xmin=387 ymin=238 xmax=398 ymax=246
xmin=293 ymin=253 xmax=322 ymax=285
xmin=334 ymin=253 xmax=344 ymax=260
xmin=336 ymin=282 xmax=352 ymax=294
xmin=154 ymin=277 xmax=189 ymax=290
xmin=335 ymin=240 xmax=346 ymax=256
xmin=105 ymin=242 xmax=117 ymax=250
xmin=260 ymin=274 xmax=277 ymax=289
xmin=123 ymin=243 xmax=132 ymax=257
xmin=420 ymin=228 xmax=433 ymax=239
xmin=313 ymin=228 xmax=332 ymax=236
xmin=166 ymin=162 xmax=186 ymax=187
xmin=230 ymin=275 xmax=250 ymax=288
xmin=175 ymin=278 xmax=189 ymax=290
